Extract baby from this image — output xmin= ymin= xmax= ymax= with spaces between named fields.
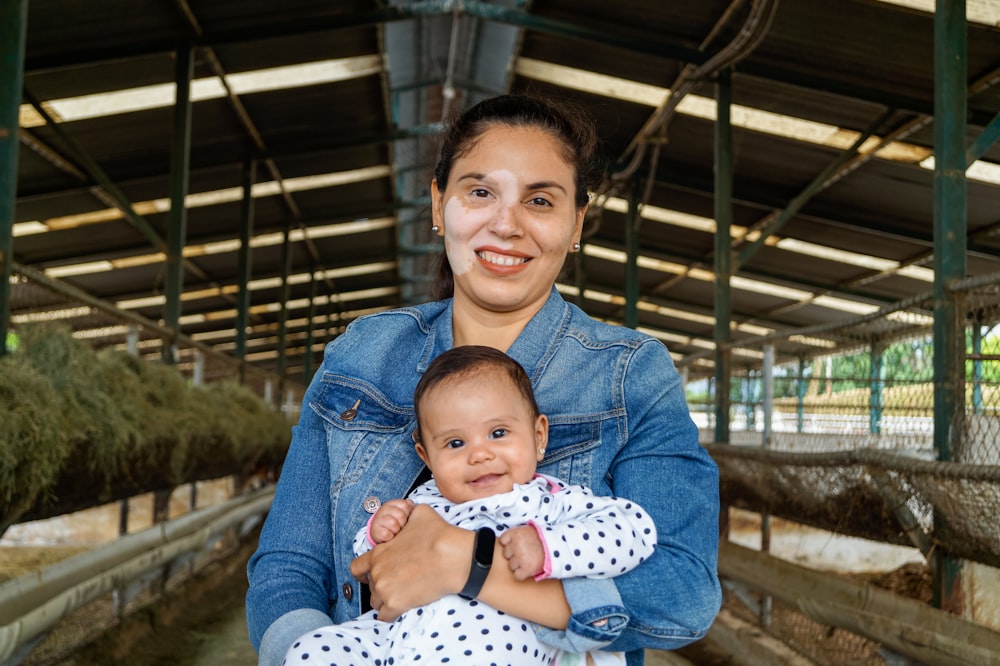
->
xmin=285 ymin=345 xmax=657 ymax=665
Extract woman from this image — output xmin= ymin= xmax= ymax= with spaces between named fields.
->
xmin=246 ymin=94 xmax=721 ymax=666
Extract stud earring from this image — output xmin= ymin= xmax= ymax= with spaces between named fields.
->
xmin=572 ymin=242 xmax=581 ymax=252
xmin=431 ymin=225 xmax=440 ymax=233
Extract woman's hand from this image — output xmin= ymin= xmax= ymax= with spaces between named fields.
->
xmin=350 ymin=504 xmax=472 ymax=621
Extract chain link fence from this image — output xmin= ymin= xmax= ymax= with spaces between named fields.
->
xmin=681 ymin=274 xmax=1000 ymax=663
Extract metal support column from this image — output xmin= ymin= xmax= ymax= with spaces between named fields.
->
xmin=164 ymin=44 xmax=194 ymax=365
xmin=714 ymin=68 xmax=734 ymax=540
xmin=304 ymin=266 xmax=318 ymax=381
xmin=760 ymin=345 xmax=774 ymax=627
xmin=624 ymin=183 xmax=640 ymax=329
xmin=235 ymin=160 xmax=257 ymax=384
xmin=796 ymin=357 xmax=806 ymax=433
xmin=276 ymin=220 xmax=292 ymax=402
xmin=972 ymin=318 xmax=983 ymax=414
xmin=0 ymin=0 xmax=27 ymax=359
xmin=932 ymin=0 xmax=967 ymax=614
xmin=870 ymin=343 xmax=885 ymax=435
xmin=714 ymin=69 xmax=733 ymax=448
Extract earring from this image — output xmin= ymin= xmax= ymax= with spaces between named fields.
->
xmin=572 ymin=242 xmax=581 ymax=252
xmin=431 ymin=225 xmax=440 ymax=233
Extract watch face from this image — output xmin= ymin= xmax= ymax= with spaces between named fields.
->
xmin=475 ymin=526 xmax=495 ymax=566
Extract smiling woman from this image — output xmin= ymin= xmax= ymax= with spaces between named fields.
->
xmin=246 ymin=94 xmax=721 ymax=666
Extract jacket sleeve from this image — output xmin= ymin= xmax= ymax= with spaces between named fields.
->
xmin=537 ymin=339 xmax=720 ymax=655
xmin=529 ymin=484 xmax=656 ymax=581
xmin=245 ymin=360 xmax=337 ymax=664
xmin=603 ymin=338 xmax=722 ymax=652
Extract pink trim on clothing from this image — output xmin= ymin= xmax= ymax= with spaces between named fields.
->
xmin=365 ymin=514 xmax=377 ymax=547
xmin=526 ymin=519 xmax=552 ymax=581
xmin=533 ymin=473 xmax=564 ymax=494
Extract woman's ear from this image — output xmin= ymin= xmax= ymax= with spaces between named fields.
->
xmin=431 ymin=179 xmax=445 ymax=236
xmin=535 ymin=414 xmax=549 ymax=461
xmin=571 ymin=204 xmax=588 ymax=248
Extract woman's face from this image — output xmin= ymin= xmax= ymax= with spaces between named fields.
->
xmin=432 ymin=125 xmax=586 ymax=317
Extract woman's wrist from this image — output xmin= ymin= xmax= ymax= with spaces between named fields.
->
xmin=433 ymin=521 xmax=478 ymax=594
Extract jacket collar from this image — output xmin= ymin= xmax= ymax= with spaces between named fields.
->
xmin=418 ymin=287 xmax=571 ymax=382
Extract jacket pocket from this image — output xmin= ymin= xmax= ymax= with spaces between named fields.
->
xmin=311 ymin=373 xmax=413 ymax=432
xmin=310 ymin=374 xmax=415 ymax=494
xmin=541 ymin=419 xmax=601 ymax=486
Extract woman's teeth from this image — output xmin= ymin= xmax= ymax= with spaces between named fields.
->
xmin=478 ymin=251 xmax=528 ymax=266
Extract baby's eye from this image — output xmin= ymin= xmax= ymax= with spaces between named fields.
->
xmin=446 ymin=439 xmax=465 ymax=449
xmin=489 ymin=428 xmax=508 ymax=439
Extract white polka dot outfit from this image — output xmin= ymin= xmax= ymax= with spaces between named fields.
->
xmin=284 ymin=474 xmax=655 ymax=666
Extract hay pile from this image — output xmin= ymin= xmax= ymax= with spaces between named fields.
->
xmin=0 ymin=324 xmax=291 ymax=536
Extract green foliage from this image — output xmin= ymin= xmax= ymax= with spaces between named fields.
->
xmin=0 ymin=323 xmax=291 ymax=534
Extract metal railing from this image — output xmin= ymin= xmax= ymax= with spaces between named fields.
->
xmin=0 ymin=486 xmax=273 ymax=665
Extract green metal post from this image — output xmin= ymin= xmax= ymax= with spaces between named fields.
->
xmin=624 ymin=183 xmax=640 ymax=329
xmin=0 ymin=0 xmax=27 ymax=358
xmin=276 ymin=221 xmax=292 ymax=403
xmin=932 ymin=0 xmax=967 ymax=614
xmin=797 ymin=357 xmax=806 ymax=433
xmin=714 ymin=69 xmax=733 ymax=448
xmin=304 ymin=266 xmax=317 ymax=382
xmin=164 ymin=45 xmax=194 ymax=365
xmin=972 ymin=319 xmax=983 ymax=414
xmin=870 ymin=343 xmax=884 ymax=435
xmin=235 ymin=160 xmax=257 ymax=383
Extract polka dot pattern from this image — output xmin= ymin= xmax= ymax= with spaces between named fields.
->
xmin=289 ymin=475 xmax=653 ymax=665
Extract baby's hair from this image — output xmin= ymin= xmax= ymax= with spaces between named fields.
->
xmin=413 ymin=345 xmax=540 ymax=441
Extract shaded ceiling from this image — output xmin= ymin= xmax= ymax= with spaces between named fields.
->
xmin=10 ymin=0 xmax=1000 ymax=383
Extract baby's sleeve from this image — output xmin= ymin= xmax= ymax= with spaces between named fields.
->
xmin=352 ymin=519 xmax=374 ymax=557
xmin=529 ymin=485 xmax=657 ymax=581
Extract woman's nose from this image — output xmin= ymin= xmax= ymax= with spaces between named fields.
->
xmin=488 ymin=203 xmax=522 ymax=238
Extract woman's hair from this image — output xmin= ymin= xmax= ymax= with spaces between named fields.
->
xmin=431 ymin=94 xmax=602 ymax=299
xmin=413 ymin=345 xmax=540 ymax=441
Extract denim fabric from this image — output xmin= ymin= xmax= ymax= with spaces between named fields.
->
xmin=246 ymin=288 xmax=721 ymax=665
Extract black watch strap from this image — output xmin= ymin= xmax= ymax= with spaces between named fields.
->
xmin=458 ymin=526 xmax=495 ymax=600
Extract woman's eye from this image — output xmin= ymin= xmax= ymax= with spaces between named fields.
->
xmin=470 ymin=188 xmax=492 ymax=199
xmin=446 ymin=439 xmax=465 ymax=449
xmin=490 ymin=428 xmax=508 ymax=439
xmin=527 ymin=196 xmax=552 ymax=207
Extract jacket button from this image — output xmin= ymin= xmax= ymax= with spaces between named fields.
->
xmin=341 ymin=399 xmax=361 ymax=421
xmin=363 ymin=496 xmax=381 ymax=513
xmin=342 ymin=583 xmax=353 ymax=600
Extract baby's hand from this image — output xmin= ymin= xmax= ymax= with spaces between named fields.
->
xmin=499 ymin=525 xmax=545 ymax=581
xmin=369 ymin=499 xmax=415 ymax=544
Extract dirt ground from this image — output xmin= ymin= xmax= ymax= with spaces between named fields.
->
xmin=41 ymin=541 xmax=258 ymax=666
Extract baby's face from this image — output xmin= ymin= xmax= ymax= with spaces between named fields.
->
xmin=414 ymin=371 xmax=547 ymax=504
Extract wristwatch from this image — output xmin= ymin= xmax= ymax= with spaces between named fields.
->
xmin=458 ymin=526 xmax=495 ymax=600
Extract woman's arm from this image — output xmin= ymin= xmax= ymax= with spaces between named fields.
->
xmin=246 ymin=375 xmax=336 ymax=661
xmin=603 ymin=338 xmax=722 ymax=650
xmin=350 ymin=504 xmax=572 ymax=628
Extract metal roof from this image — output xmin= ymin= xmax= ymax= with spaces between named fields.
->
xmin=9 ymin=0 xmax=1000 ymax=382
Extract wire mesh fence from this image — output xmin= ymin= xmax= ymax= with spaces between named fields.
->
xmin=682 ymin=273 xmax=1000 ymax=658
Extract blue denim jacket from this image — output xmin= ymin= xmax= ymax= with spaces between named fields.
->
xmin=246 ymin=288 xmax=721 ymax=666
